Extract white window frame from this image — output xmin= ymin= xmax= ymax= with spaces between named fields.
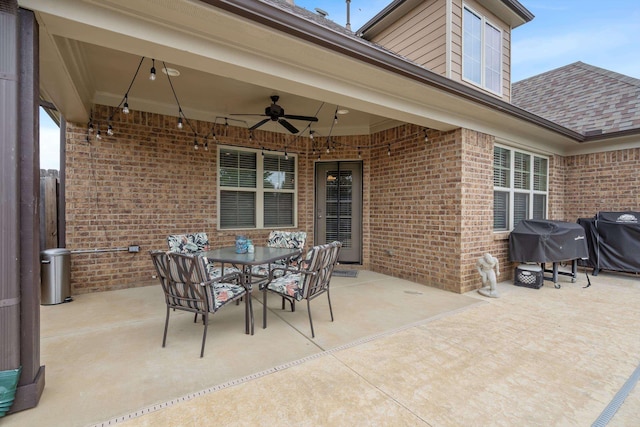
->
xmin=217 ymin=145 xmax=298 ymax=230
xmin=462 ymin=4 xmax=503 ymax=95
xmin=493 ymin=144 xmax=548 ymax=231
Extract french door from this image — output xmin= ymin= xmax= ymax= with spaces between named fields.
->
xmin=314 ymin=161 xmax=362 ymax=263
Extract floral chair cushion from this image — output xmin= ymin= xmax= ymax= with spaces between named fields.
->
xmin=167 ymin=233 xmax=240 ymax=280
xmin=266 ymin=272 xmax=304 ymax=301
xmin=167 ymin=232 xmax=210 ymax=254
xmin=251 ymin=230 xmax=307 ymax=277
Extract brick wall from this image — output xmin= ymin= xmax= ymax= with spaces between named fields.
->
xmin=564 ymin=148 xmax=640 ymax=221
xmin=369 ymin=125 xmax=471 ymax=292
xmin=66 ymin=105 xmax=319 ymax=293
xmin=67 ymin=106 xmax=640 ymax=295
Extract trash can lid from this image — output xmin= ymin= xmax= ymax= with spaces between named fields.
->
xmin=41 ymin=248 xmax=71 ymax=256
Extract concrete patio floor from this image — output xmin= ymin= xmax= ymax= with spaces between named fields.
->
xmin=3 ymin=269 xmax=639 ymax=426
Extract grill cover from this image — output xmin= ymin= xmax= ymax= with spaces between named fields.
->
xmin=578 ymin=212 xmax=640 ymax=273
xmin=508 ymin=220 xmax=588 ymax=263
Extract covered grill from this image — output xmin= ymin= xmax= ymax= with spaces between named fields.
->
xmin=577 ymin=211 xmax=640 ymax=275
xmin=508 ymin=220 xmax=588 ymax=288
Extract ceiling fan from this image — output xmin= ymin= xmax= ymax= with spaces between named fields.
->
xmin=232 ymin=95 xmax=318 ymax=134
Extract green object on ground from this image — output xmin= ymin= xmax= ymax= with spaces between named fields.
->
xmin=0 ymin=366 xmax=22 ymax=417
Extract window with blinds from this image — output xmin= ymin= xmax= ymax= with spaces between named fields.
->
xmin=219 ymin=147 xmax=297 ymax=229
xmin=493 ymin=145 xmax=548 ymax=231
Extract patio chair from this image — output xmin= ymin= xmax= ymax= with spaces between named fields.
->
xmin=250 ymin=230 xmax=307 ymax=278
xmin=167 ymin=232 xmax=239 ymax=280
xmin=149 ymin=250 xmax=247 ymax=357
xmin=261 ymin=241 xmax=342 ymax=337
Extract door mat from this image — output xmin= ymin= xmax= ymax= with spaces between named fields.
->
xmin=333 ymin=270 xmax=358 ymax=277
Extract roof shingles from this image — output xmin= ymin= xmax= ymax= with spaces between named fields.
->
xmin=512 ymin=62 xmax=640 ymax=135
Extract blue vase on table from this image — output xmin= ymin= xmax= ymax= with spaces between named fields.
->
xmin=235 ymin=235 xmax=248 ymax=254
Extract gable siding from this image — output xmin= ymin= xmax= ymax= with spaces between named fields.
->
xmin=370 ymin=0 xmax=448 ymax=75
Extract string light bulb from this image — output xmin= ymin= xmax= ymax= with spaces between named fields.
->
xmin=204 ymin=139 xmax=209 ymax=151
xmin=88 ymin=122 xmax=94 ymax=133
xmin=333 ymin=114 xmax=338 ymax=125
xmin=424 ymin=128 xmax=429 ymax=142
xmin=123 ymin=94 xmax=130 ymax=114
xmin=309 ymin=130 xmax=315 ymax=140
xmin=193 ymin=137 xmax=199 ymax=150
xmin=149 ymin=59 xmax=156 ymax=81
xmin=388 ymin=144 xmax=391 ymax=156
xmin=107 ymin=124 xmax=114 ymax=136
xmin=285 ymin=150 xmax=288 ymax=160
xmin=96 ymin=129 xmax=102 ymax=140
xmin=358 ymin=147 xmax=361 ymax=159
xmin=177 ymin=108 xmax=183 ymax=129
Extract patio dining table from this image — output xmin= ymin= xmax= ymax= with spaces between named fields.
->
xmin=200 ymin=246 xmax=302 ymax=335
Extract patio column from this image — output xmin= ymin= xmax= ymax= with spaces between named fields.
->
xmin=0 ymin=0 xmax=21 ymax=375
xmin=15 ymin=5 xmax=45 ymax=413
xmin=0 ymin=1 xmax=45 ymax=413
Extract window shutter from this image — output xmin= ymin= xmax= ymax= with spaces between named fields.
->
xmin=493 ymin=146 xmax=510 ymax=187
xmin=220 ymin=148 xmax=257 ymax=188
xmin=533 ymin=194 xmax=546 ymax=219
xmin=220 ymin=191 xmax=256 ymax=228
xmin=263 ymin=154 xmax=295 ymax=190
xmin=514 ymin=152 xmax=530 ymax=190
xmin=264 ymin=192 xmax=294 ymax=227
xmin=534 ymin=157 xmax=548 ymax=191
xmin=493 ymin=191 xmax=508 ymax=230
xmin=513 ymin=192 xmax=529 ymax=227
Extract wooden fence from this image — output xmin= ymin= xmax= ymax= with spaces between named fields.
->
xmin=40 ymin=171 xmax=59 ymax=250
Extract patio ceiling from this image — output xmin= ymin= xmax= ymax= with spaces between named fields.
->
xmin=20 ymin=0 xmax=610 ymax=153
xmin=27 ymin=0 xmax=425 ymax=137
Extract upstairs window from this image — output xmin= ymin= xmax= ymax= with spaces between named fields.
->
xmin=493 ymin=145 xmax=548 ymax=231
xmin=463 ymin=6 xmax=502 ymax=94
xmin=219 ymin=146 xmax=297 ymax=229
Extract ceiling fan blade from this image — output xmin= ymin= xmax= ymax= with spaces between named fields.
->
xmin=283 ymin=114 xmax=319 ymax=122
xmin=249 ymin=118 xmax=270 ymax=131
xmin=230 ymin=113 xmax=268 ymax=117
xmin=278 ymin=119 xmax=299 ymax=134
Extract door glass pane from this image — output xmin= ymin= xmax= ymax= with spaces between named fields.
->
xmin=325 ymin=169 xmax=353 ymax=248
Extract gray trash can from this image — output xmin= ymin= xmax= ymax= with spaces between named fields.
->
xmin=41 ymin=248 xmax=72 ymax=305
